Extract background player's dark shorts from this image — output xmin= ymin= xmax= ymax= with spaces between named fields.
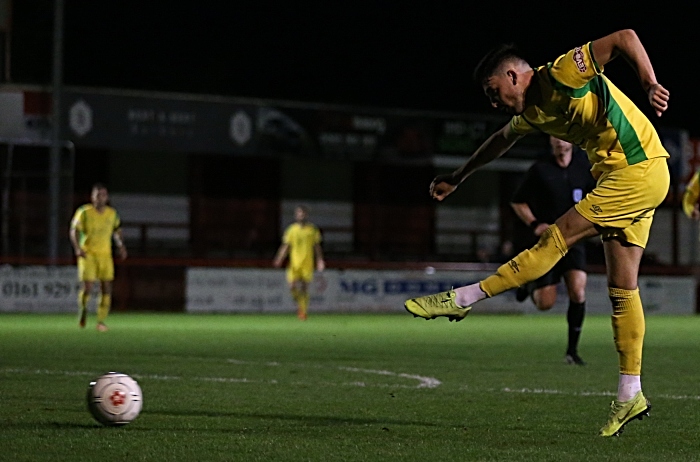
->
xmin=532 ymin=243 xmax=586 ymax=289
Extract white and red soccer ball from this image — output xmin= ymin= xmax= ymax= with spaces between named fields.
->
xmin=87 ymin=372 xmax=143 ymax=426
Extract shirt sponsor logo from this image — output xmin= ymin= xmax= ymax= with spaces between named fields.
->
xmin=573 ymin=47 xmax=587 ymax=72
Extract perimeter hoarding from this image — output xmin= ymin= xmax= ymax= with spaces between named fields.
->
xmin=185 ymin=267 xmax=697 ymax=315
xmin=0 ymin=265 xmax=694 ymax=314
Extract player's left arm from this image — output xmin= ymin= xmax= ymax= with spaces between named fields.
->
xmin=314 ymin=243 xmax=325 ymax=272
xmin=591 ymin=29 xmax=669 ymax=116
xmin=113 ymin=228 xmax=127 ymax=260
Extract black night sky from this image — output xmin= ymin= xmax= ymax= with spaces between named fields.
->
xmin=11 ymin=1 xmax=700 ymax=137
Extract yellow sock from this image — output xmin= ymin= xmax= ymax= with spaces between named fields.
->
xmin=609 ymin=287 xmax=645 ymax=375
xmin=481 ymin=224 xmax=568 ymax=297
xmin=299 ymin=292 xmax=309 ymax=316
xmin=96 ymin=294 xmax=111 ymax=323
xmin=78 ymin=289 xmax=90 ymax=315
xmin=291 ymin=287 xmax=301 ymax=303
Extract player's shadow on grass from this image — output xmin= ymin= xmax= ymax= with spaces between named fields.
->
xmin=148 ymin=409 xmax=443 ymax=427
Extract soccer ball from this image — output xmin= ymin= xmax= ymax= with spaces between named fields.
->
xmin=86 ymin=372 xmax=143 ymax=426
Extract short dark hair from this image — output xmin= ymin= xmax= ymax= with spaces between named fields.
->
xmin=473 ymin=43 xmax=527 ymax=84
xmin=91 ymin=182 xmax=107 ymax=191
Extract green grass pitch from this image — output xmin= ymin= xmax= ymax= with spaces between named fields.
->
xmin=2 ymin=312 xmax=700 ymax=461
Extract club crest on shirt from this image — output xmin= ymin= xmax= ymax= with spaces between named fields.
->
xmin=573 ymin=47 xmax=587 ymax=72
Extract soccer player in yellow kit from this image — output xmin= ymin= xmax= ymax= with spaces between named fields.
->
xmin=69 ymin=183 xmax=127 ymax=331
xmin=404 ymin=30 xmax=670 ymax=437
xmin=682 ymin=170 xmax=700 ymax=220
xmin=273 ymin=205 xmax=325 ymax=320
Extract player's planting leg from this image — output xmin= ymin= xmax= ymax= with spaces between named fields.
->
xmin=609 ymin=287 xmax=645 ymax=379
xmin=96 ymin=293 xmax=111 ymax=331
xmin=405 ymin=225 xmax=568 ymax=321
xmin=298 ymin=292 xmax=309 ymax=320
xmin=290 ymin=286 xmax=301 ymax=304
xmin=599 ymin=287 xmax=649 ymax=436
xmin=296 ymin=282 xmax=309 ymax=320
xmin=599 ymin=390 xmax=651 ymax=437
xmin=77 ymin=288 xmax=89 ymax=328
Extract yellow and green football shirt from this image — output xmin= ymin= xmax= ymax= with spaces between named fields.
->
xmin=282 ymin=223 xmax=322 ymax=272
xmin=510 ymin=41 xmax=669 ymax=179
xmin=70 ymin=205 xmax=121 ymax=256
xmin=682 ymin=170 xmax=700 ymax=218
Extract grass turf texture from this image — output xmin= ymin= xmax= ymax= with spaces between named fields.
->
xmin=2 ymin=313 xmax=700 ymax=461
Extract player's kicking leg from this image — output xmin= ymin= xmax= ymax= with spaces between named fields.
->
xmin=404 ymin=289 xmax=472 ymax=322
xmin=406 ymin=223 xmax=571 ymax=321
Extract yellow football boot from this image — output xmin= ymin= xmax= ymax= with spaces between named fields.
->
xmin=404 ymin=290 xmax=471 ymax=322
xmin=599 ymin=391 xmax=651 ymax=437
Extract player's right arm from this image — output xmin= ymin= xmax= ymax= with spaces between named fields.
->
xmin=273 ymin=226 xmax=292 ymax=267
xmin=273 ymin=243 xmax=289 ymax=268
xmin=69 ymin=208 xmax=86 ymax=258
xmin=430 ymin=123 xmax=523 ymax=201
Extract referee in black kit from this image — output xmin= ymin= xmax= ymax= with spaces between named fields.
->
xmin=510 ymin=135 xmax=597 ymax=366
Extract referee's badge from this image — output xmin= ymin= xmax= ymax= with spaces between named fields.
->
xmin=573 ymin=188 xmax=583 ymax=203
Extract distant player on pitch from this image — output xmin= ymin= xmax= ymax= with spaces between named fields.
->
xmin=681 ymin=169 xmax=700 ymax=220
xmin=273 ymin=205 xmax=325 ymax=320
xmin=69 ymin=183 xmax=127 ymax=331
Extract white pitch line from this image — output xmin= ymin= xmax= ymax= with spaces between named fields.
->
xmin=0 ymin=366 xmax=439 ymax=390
xmin=11 ymin=367 xmax=698 ymax=400
xmin=338 ymin=366 xmax=441 ymax=389
xmin=471 ymin=386 xmax=700 ymax=401
xmin=225 ymin=359 xmax=442 ymax=389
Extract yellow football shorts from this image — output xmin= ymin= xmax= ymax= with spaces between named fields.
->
xmin=575 ymin=157 xmax=670 ymax=248
xmin=77 ymin=253 xmax=115 ymax=282
xmin=286 ymin=265 xmax=314 ymax=284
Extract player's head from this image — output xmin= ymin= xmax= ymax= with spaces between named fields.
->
xmin=549 ymin=136 xmax=573 ymax=167
xmin=90 ymin=183 xmax=109 ymax=209
xmin=474 ymin=43 xmax=531 ymax=115
xmin=294 ymin=205 xmax=309 ymax=223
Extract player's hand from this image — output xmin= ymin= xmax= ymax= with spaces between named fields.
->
xmin=533 ymin=222 xmax=550 ymax=236
xmin=118 ymin=246 xmax=128 ymax=260
xmin=429 ymin=174 xmax=460 ymax=201
xmin=692 ymin=205 xmax=700 ymax=221
xmin=74 ymin=249 xmax=86 ymax=258
xmin=316 ymin=260 xmax=325 ymax=272
xmin=272 ymin=258 xmax=282 ymax=268
xmin=648 ymin=83 xmax=669 ymax=117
